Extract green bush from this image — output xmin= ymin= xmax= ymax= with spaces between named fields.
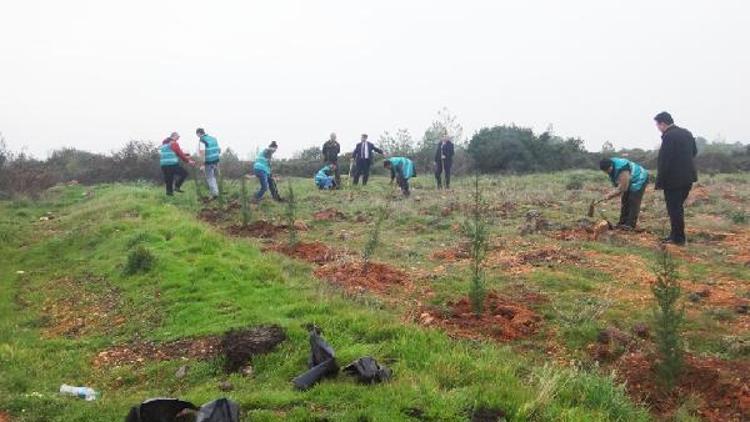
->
xmin=565 ymin=174 xmax=585 ymax=190
xmin=123 ymin=245 xmax=155 ymax=276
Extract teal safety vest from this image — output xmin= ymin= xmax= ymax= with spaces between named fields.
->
xmin=200 ymin=135 xmax=221 ymax=164
xmin=389 ymin=157 xmax=415 ymax=179
xmin=315 ymin=164 xmax=332 ymax=185
xmin=253 ymin=149 xmax=272 ymax=174
xmin=159 ymin=143 xmax=179 ymax=166
xmin=610 ymin=157 xmax=648 ymax=192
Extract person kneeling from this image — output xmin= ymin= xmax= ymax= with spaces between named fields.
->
xmin=594 ymin=158 xmax=649 ymax=230
xmin=315 ymin=163 xmax=338 ymax=190
xmin=384 ymin=157 xmax=416 ymax=197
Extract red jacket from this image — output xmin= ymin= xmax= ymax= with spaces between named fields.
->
xmin=162 ymin=138 xmax=190 ymax=163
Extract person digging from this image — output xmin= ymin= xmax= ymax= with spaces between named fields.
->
xmin=384 ymin=157 xmax=416 ymax=197
xmin=314 ymin=163 xmax=338 ymax=190
xmin=252 ymin=141 xmax=284 ymax=202
xmin=159 ymin=132 xmax=195 ymax=196
xmin=592 ymin=157 xmax=649 ymax=230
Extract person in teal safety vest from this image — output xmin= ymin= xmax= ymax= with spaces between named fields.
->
xmin=159 ymin=132 xmax=195 ymax=196
xmin=384 ymin=157 xmax=416 ymax=197
xmin=252 ymin=141 xmax=283 ymax=202
xmin=314 ymin=163 xmax=338 ymax=190
xmin=595 ymin=157 xmax=650 ymax=229
xmin=196 ymin=128 xmax=221 ymax=199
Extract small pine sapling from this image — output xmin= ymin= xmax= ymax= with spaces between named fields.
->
xmin=239 ymin=176 xmax=251 ymax=227
xmin=285 ymin=182 xmax=298 ymax=248
xmin=362 ymin=203 xmax=388 ymax=273
xmin=652 ymin=247 xmax=685 ymax=389
xmin=465 ymin=172 xmax=489 ymax=315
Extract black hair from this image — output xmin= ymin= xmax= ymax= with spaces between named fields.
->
xmin=383 ymin=160 xmax=392 ymax=167
xmin=654 ymin=112 xmax=674 ymax=125
xmin=599 ymin=159 xmax=613 ymax=171
xmin=269 ymin=141 xmax=278 ymax=148
xmin=196 ymin=128 xmax=205 ymax=135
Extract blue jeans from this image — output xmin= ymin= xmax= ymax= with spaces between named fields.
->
xmin=205 ymin=163 xmax=219 ymax=197
xmin=254 ymin=169 xmax=269 ymax=200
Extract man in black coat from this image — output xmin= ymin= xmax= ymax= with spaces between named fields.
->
xmin=322 ymin=132 xmax=341 ymax=187
xmin=654 ymin=111 xmax=698 ymax=246
xmin=352 ymin=134 xmax=383 ymax=185
xmin=434 ymin=136 xmax=455 ymax=189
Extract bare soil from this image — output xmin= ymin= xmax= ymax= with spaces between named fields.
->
xmin=312 ymin=208 xmax=347 ymax=221
xmin=420 ymin=291 xmax=543 ymax=341
xmin=615 ymin=352 xmax=750 ymax=421
xmin=314 ymin=261 xmax=410 ymax=294
xmin=267 ymin=241 xmax=337 ymax=265
xmin=227 ymin=221 xmax=287 ymax=238
xmin=42 ymin=277 xmax=124 ymax=338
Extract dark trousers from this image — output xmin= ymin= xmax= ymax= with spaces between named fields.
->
xmin=397 ymin=175 xmax=410 ymax=197
xmin=619 ymin=184 xmax=646 ymax=228
xmin=353 ymin=160 xmax=371 ymax=185
xmin=435 ymin=159 xmax=452 ymax=189
xmin=327 ymin=159 xmax=341 ymax=187
xmin=161 ymin=165 xmax=188 ymax=195
xmin=664 ymin=185 xmax=692 ymax=243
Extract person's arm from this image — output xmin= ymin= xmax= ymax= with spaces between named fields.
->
xmin=171 ymin=142 xmax=193 ymax=164
xmin=447 ymin=142 xmax=455 ymax=158
xmin=655 ymin=136 xmax=672 ymax=190
xmin=599 ymin=170 xmax=630 ymax=203
xmin=390 ymin=167 xmax=396 ymax=184
xmin=333 ymin=142 xmax=340 ymax=156
xmin=372 ymin=144 xmax=384 ymax=155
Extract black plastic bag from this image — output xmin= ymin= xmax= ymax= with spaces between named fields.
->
xmin=343 ymin=356 xmax=392 ymax=384
xmin=124 ymin=398 xmax=198 ymax=422
xmin=292 ymin=326 xmax=338 ymax=390
xmin=196 ymin=398 xmax=240 ymax=422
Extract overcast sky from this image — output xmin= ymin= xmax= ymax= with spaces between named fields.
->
xmin=1 ymin=0 xmax=748 ymax=159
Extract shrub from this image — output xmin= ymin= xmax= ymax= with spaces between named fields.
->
xmin=731 ymin=210 xmax=747 ymax=225
xmin=565 ymin=174 xmax=585 ymax=190
xmin=362 ymin=204 xmax=388 ymax=273
xmin=123 ymin=245 xmax=155 ymax=276
xmin=651 ymin=248 xmax=684 ymax=388
xmin=464 ymin=173 xmax=489 ymax=315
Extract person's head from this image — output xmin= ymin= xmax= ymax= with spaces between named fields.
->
xmin=170 ymin=132 xmax=180 ymax=141
xmin=329 ymin=163 xmax=337 ymax=170
xmin=361 ymin=134 xmax=368 ymax=142
xmin=441 ymin=136 xmax=451 ymax=144
xmin=268 ymin=141 xmax=278 ymax=151
xmin=599 ymin=159 xmax=613 ymax=174
xmin=329 ymin=132 xmax=337 ymax=141
xmin=196 ymin=128 xmax=205 ymax=136
xmin=654 ymin=112 xmax=674 ymax=134
xmin=383 ymin=159 xmax=392 ymax=169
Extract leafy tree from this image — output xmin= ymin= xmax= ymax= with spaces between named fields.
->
xmin=379 ymin=128 xmax=415 ymax=156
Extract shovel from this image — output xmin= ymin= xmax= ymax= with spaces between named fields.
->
xmin=587 ymin=200 xmax=596 ymax=218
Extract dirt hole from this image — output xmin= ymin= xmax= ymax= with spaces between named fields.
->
xmin=314 ymin=262 xmax=410 ymax=294
xmin=266 ymin=242 xmax=337 ymax=265
xmin=312 ymin=208 xmax=347 ymax=221
xmin=227 ymin=221 xmax=287 ymax=238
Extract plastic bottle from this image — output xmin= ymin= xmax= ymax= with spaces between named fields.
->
xmin=59 ymin=384 xmax=99 ymax=401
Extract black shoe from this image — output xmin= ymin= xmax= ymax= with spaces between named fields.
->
xmin=166 ymin=193 xmax=174 ymax=196
xmin=175 ymin=189 xmax=185 ymax=193
xmin=615 ymin=224 xmax=634 ymax=231
xmin=661 ymin=237 xmax=686 ymax=246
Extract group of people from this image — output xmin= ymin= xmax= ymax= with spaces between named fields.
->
xmin=160 ymin=111 xmax=698 ymax=245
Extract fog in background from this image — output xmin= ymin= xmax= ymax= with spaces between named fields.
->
xmin=1 ymin=0 xmax=748 ymax=159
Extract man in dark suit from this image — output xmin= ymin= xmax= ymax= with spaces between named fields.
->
xmin=654 ymin=111 xmax=698 ymax=246
xmin=352 ymin=134 xmax=383 ymax=185
xmin=434 ymin=136 xmax=455 ymax=189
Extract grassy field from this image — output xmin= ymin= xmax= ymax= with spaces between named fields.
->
xmin=1 ymin=169 xmax=748 ymax=421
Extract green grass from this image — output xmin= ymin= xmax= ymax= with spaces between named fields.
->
xmin=0 ymin=182 xmax=651 ymax=421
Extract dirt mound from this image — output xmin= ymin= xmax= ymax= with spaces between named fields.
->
xmin=686 ymin=184 xmax=710 ymax=206
xmin=267 ymin=242 xmax=337 ymax=264
xmin=227 ymin=221 xmax=286 ymax=238
xmin=314 ymin=262 xmax=410 ymax=294
xmin=553 ymin=219 xmax=612 ymax=241
xmin=220 ymin=325 xmax=287 ymax=373
xmin=430 ymin=245 xmax=470 ymax=262
xmin=198 ymin=207 xmax=224 ymax=223
xmin=94 ymin=336 xmax=221 ymax=367
xmin=94 ymin=325 xmax=286 ymax=370
xmin=42 ymin=277 xmax=124 ymax=338
xmin=0 ymin=411 xmax=11 ymax=422
xmin=519 ymin=210 xmax=552 ymax=235
xmin=518 ymin=247 xmax=583 ymax=266
xmin=616 ymin=353 xmax=750 ymax=421
xmin=312 ymin=208 xmax=347 ymax=221
xmin=420 ymin=292 xmax=542 ymax=341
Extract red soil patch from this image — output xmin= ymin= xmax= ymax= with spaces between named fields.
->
xmin=198 ymin=207 xmax=224 ymax=223
xmin=430 ymin=246 xmax=470 ymax=262
xmin=227 ymin=221 xmax=286 ymax=238
xmin=314 ymin=262 xmax=410 ymax=294
xmin=517 ymin=247 xmax=584 ymax=266
xmin=616 ymin=352 xmax=750 ymax=421
xmin=267 ymin=241 xmax=337 ymax=265
xmin=419 ymin=292 xmax=543 ymax=341
xmin=312 ymin=208 xmax=347 ymax=221
xmin=686 ymin=184 xmax=710 ymax=206
xmin=0 ymin=412 xmax=11 ymax=422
